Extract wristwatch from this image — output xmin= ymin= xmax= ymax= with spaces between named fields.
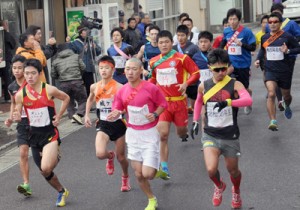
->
xmin=286 ymin=49 xmax=290 ymax=54
xmin=153 ymin=112 xmax=159 ymax=119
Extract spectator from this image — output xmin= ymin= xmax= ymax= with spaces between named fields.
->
xmin=124 ymin=18 xmax=142 ymax=53
xmin=51 ymin=43 xmax=87 ymax=125
xmin=137 ymin=13 xmax=151 ymax=39
xmin=26 ymin=25 xmax=57 ymax=83
xmin=173 ymin=18 xmax=199 ymax=45
xmin=69 ymin=26 xmax=101 ymax=96
xmin=0 ymin=20 xmax=16 ymax=102
xmin=15 ymin=33 xmax=47 ymax=83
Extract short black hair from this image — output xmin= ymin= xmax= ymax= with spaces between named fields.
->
xmin=11 ymin=55 xmax=26 ymax=64
xmin=97 ymin=55 xmax=115 ymax=66
xmin=176 ymin=25 xmax=189 ymax=36
xmin=157 ymin=30 xmax=173 ymax=43
xmin=179 ymin=13 xmax=189 ymax=21
xmin=127 ymin=17 xmax=136 ymax=24
xmin=222 ymin=17 xmax=228 ymax=25
xmin=227 ymin=8 xmax=242 ymax=21
xmin=26 ymin=25 xmax=41 ymax=36
xmin=19 ymin=33 xmax=32 ymax=48
xmin=207 ymin=49 xmax=229 ymax=65
xmin=144 ymin=23 xmax=154 ymax=34
xmin=148 ymin=25 xmax=160 ymax=33
xmin=198 ymin=31 xmax=213 ymax=42
xmin=261 ymin=15 xmax=269 ymax=23
xmin=269 ymin=12 xmax=283 ymax=22
xmin=24 ymin=58 xmax=43 ymax=73
xmin=271 ymin=3 xmax=284 ymax=13
xmin=110 ymin=27 xmax=125 ymax=39
xmin=57 ymin=43 xmax=69 ymax=53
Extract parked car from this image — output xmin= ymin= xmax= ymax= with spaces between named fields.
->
xmin=283 ymin=0 xmax=300 ymax=22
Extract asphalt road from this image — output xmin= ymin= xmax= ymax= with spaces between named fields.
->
xmin=0 ymin=58 xmax=300 ymax=210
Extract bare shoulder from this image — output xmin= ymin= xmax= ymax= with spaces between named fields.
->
xmin=234 ymin=80 xmax=245 ymax=91
xmin=198 ymin=82 xmax=204 ymax=93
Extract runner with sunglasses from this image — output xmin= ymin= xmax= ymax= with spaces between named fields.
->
xmin=191 ymin=48 xmax=252 ymax=209
xmin=254 ymin=12 xmax=300 ymax=131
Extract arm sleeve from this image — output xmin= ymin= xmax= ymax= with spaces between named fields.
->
xmin=288 ymin=36 xmax=300 ymax=55
xmin=193 ymin=92 xmax=203 ymax=121
xmin=241 ymin=42 xmax=256 ymax=52
xmin=231 ymin=89 xmax=253 ymax=107
xmin=43 ymin=44 xmax=57 ymax=59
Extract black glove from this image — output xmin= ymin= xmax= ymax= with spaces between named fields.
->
xmin=190 ymin=121 xmax=199 ymax=140
xmin=213 ymin=101 xmax=228 ymax=112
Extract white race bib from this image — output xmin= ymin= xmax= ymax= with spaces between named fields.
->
xmin=228 ymin=44 xmax=242 ymax=55
xmin=128 ymin=105 xmax=150 ymax=126
xmin=156 ymin=67 xmax=178 ymax=86
xmin=27 ymin=107 xmax=50 ymax=127
xmin=113 ymin=56 xmax=127 ymax=68
xmin=96 ymin=98 xmax=120 ymax=121
xmin=206 ymin=102 xmax=233 ymax=128
xmin=266 ymin=46 xmax=284 ymax=61
xmin=200 ymin=69 xmax=213 ymax=83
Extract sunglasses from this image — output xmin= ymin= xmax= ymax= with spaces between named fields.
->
xmin=268 ymin=20 xmax=280 ymax=24
xmin=209 ymin=65 xmax=228 ymax=73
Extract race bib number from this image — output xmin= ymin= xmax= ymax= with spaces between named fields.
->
xmin=96 ymin=98 xmax=120 ymax=121
xmin=27 ymin=107 xmax=50 ymax=127
xmin=206 ymin=102 xmax=233 ymax=128
xmin=128 ymin=105 xmax=150 ymax=126
xmin=228 ymin=44 xmax=242 ymax=55
xmin=156 ymin=67 xmax=178 ymax=86
xmin=113 ymin=56 xmax=127 ymax=68
xmin=200 ymin=69 xmax=213 ymax=83
xmin=266 ymin=47 xmax=284 ymax=61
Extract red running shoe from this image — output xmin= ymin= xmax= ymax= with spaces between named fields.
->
xmin=106 ymin=151 xmax=115 ymax=175
xmin=121 ymin=176 xmax=131 ymax=192
xmin=231 ymin=186 xmax=242 ymax=209
xmin=212 ymin=181 xmax=226 ymax=206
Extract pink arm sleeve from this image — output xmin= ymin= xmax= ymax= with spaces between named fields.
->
xmin=193 ymin=92 xmax=203 ymax=121
xmin=231 ymin=89 xmax=253 ymax=107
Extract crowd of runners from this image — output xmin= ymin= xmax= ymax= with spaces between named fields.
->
xmin=3 ymin=2 xmax=300 ymax=209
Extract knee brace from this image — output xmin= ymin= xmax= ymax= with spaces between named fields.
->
xmin=45 ymin=171 xmax=54 ymax=181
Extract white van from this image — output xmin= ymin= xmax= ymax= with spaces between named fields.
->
xmin=283 ymin=0 xmax=300 ymax=22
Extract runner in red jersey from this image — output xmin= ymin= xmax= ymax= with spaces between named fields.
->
xmin=148 ymin=30 xmax=200 ymax=179
xmin=13 ymin=58 xmax=70 ymax=207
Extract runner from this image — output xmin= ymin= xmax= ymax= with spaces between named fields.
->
xmin=107 ymin=58 xmax=168 ymax=210
xmin=220 ymin=8 xmax=256 ymax=115
xmin=13 ymin=58 xmax=70 ymax=207
xmin=4 ymin=55 xmax=31 ymax=196
xmin=254 ymin=12 xmax=300 ymax=130
xmin=173 ymin=24 xmax=199 ymax=114
xmin=135 ymin=25 xmax=161 ymax=79
xmin=107 ymin=27 xmax=135 ymax=84
xmin=191 ymin=48 xmax=253 ymax=209
xmin=149 ymin=30 xmax=200 ymax=179
xmin=84 ymin=55 xmax=131 ymax=192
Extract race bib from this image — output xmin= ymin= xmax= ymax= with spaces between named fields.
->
xmin=200 ymin=69 xmax=213 ymax=83
xmin=228 ymin=44 xmax=242 ymax=55
xmin=27 ymin=107 xmax=50 ymax=127
xmin=113 ymin=56 xmax=127 ymax=68
xmin=96 ymin=98 xmax=120 ymax=121
xmin=266 ymin=46 xmax=284 ymax=61
xmin=206 ymin=102 xmax=233 ymax=128
xmin=128 ymin=105 xmax=150 ymax=126
xmin=156 ymin=67 xmax=178 ymax=86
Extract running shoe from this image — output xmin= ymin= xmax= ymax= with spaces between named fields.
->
xmin=231 ymin=186 xmax=242 ymax=209
xmin=17 ymin=183 xmax=32 ymax=196
xmin=121 ymin=176 xmax=131 ymax=192
xmin=106 ymin=151 xmax=115 ymax=175
xmin=212 ymin=181 xmax=226 ymax=207
xmin=56 ymin=188 xmax=69 ymax=207
xmin=281 ymin=101 xmax=292 ymax=119
xmin=161 ymin=167 xmax=170 ymax=180
xmin=278 ymin=101 xmax=284 ymax=111
xmin=268 ymin=120 xmax=278 ymax=131
xmin=145 ymin=196 xmax=158 ymax=210
xmin=72 ymin=114 xmax=84 ymax=125
xmin=155 ymin=168 xmax=169 ymax=180
xmin=70 ymin=119 xmax=76 ymax=123
xmin=181 ymin=134 xmax=189 ymax=142
xmin=244 ymin=106 xmax=252 ymax=115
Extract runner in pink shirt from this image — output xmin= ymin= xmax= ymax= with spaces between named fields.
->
xmin=107 ymin=58 xmax=167 ymax=210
